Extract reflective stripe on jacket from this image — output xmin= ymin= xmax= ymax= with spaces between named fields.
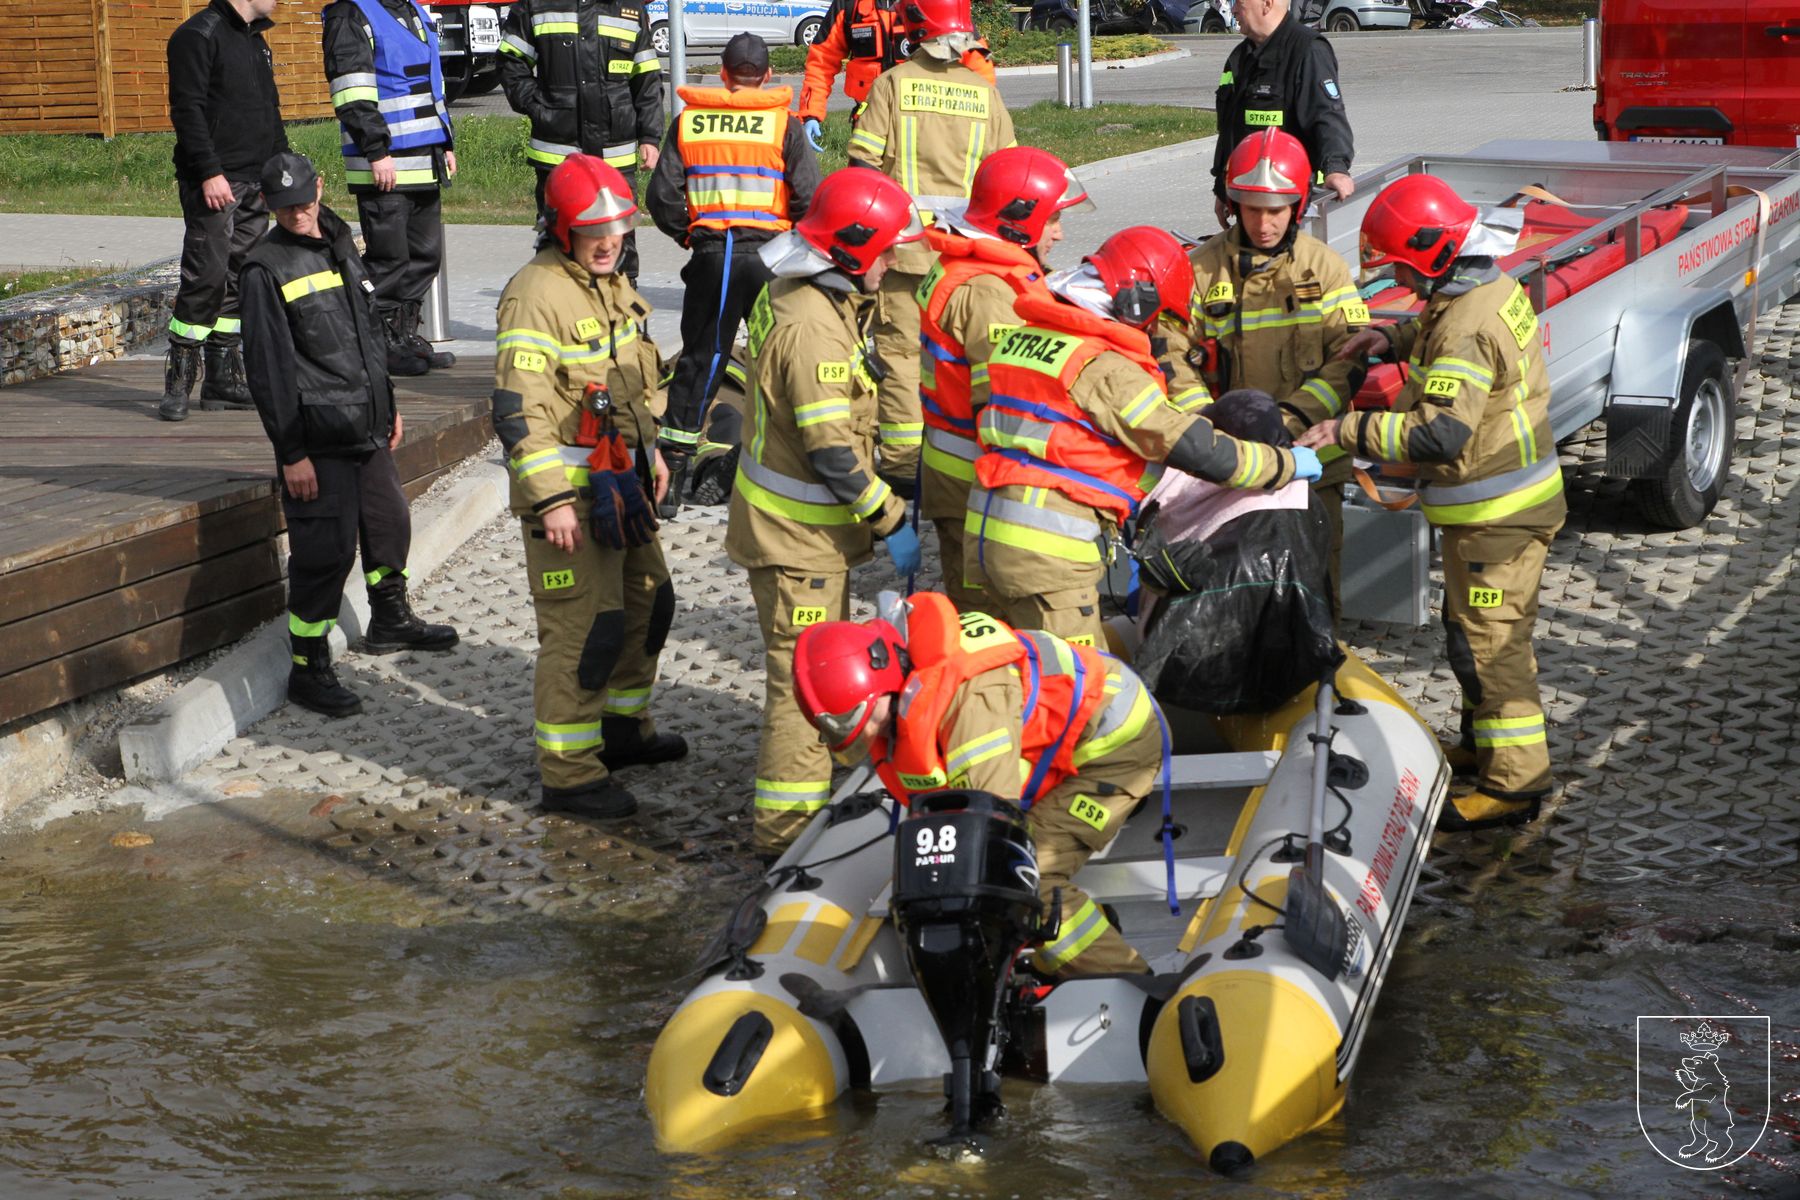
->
xmin=336 ymin=0 xmax=450 ymax=187
xmin=496 ymin=0 xmax=662 ymax=170
xmin=673 ymin=84 xmax=793 ymax=233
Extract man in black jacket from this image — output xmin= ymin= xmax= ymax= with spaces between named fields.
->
xmin=241 ymin=152 xmax=460 ymax=719
xmin=322 ymin=0 xmax=458 ymax=375
xmin=1211 ymin=0 xmax=1355 ymax=228
xmin=497 ymin=0 xmax=663 ymax=284
xmin=645 ymin=33 xmax=818 ymax=516
xmin=162 ymin=0 xmax=289 ymax=421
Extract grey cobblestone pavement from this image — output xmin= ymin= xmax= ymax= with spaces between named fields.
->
xmin=185 ymin=301 xmax=1800 ymax=924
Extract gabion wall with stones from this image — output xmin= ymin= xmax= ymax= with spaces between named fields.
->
xmin=0 ymin=262 xmax=178 ymax=387
xmin=183 ymin=301 xmax=1800 ymax=922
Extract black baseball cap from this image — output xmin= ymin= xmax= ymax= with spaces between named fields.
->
xmin=261 ymin=152 xmax=321 ymax=209
xmin=722 ymin=32 xmax=770 ymax=77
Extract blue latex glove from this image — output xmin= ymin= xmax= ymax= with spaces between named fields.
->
xmin=883 ymin=522 xmax=922 ymax=576
xmin=804 ymin=117 xmax=825 ymax=153
xmin=1289 ymin=445 xmax=1323 ymax=484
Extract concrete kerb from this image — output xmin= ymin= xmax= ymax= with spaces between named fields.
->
xmin=1071 ymin=134 xmax=1216 ymax=181
xmin=991 ymin=46 xmax=1191 ymax=76
xmin=118 ymin=457 xmax=511 ymax=783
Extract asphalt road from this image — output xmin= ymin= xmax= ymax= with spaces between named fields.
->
xmin=451 ymin=26 xmax=1599 ymax=163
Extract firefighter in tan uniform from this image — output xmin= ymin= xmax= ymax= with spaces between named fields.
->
xmin=1185 ymin=128 xmax=1368 ymax=611
xmin=846 ymin=0 xmax=1015 ymax=491
xmin=492 ymin=155 xmax=685 ymax=820
xmin=1302 ymin=174 xmax=1564 ymax=832
xmin=793 ymin=592 xmax=1163 ymax=976
xmin=725 ymin=170 xmax=927 ymax=854
xmin=916 ymin=146 xmax=1093 ymax=611
xmin=964 ymin=225 xmax=1322 ymax=647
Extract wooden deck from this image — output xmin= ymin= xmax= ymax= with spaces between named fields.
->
xmin=0 ymin=357 xmax=494 ymax=729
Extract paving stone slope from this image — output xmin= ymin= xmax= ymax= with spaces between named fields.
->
xmin=185 ymin=301 xmax=1800 ymax=922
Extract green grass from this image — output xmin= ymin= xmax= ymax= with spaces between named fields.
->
xmin=769 ymin=1 xmax=1171 ymax=71
xmin=1510 ymin=0 xmax=1598 ymax=24
xmin=0 ymin=265 xmax=117 ymax=299
xmin=0 ymin=103 xmax=1209 ymax=226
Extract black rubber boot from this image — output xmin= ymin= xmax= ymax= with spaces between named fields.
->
xmin=541 ymin=779 xmax=639 ymax=819
xmin=287 ymin=635 xmax=363 ymax=718
xmin=364 ymin=581 xmax=459 ymax=653
xmin=200 ymin=341 xmax=255 ymax=410
xmin=402 ymin=300 xmax=456 ymax=369
xmin=381 ymin=307 xmax=430 ymax=377
xmin=599 ymin=718 xmax=688 ymax=770
xmin=158 ymin=343 xmax=202 ymax=422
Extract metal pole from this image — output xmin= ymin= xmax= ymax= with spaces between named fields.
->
xmin=422 ymin=241 xmax=450 ymax=342
xmin=1075 ymin=0 xmax=1094 ymax=109
xmin=670 ymin=0 xmax=688 ymax=115
xmin=1056 ymin=43 xmax=1072 ymax=107
xmin=1580 ymin=16 xmax=1598 ymax=90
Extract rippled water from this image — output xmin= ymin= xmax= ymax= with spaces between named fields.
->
xmin=0 ymin=797 xmax=1794 ymax=1199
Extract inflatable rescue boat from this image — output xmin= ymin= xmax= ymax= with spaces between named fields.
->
xmin=646 ymin=649 xmax=1448 ymax=1171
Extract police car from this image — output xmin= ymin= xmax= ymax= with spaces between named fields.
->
xmin=644 ymin=0 xmax=832 ymax=55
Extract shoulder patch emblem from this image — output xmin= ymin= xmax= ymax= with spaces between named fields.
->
xmin=575 ymin=316 xmax=602 ymax=341
xmin=512 ymin=350 xmax=548 ymax=373
xmin=1341 ymin=300 xmax=1370 ymax=325
xmin=1423 ymin=375 xmax=1461 ymax=399
xmin=818 ymin=361 xmax=851 ymax=384
xmin=1324 ymin=78 xmax=1341 ymax=100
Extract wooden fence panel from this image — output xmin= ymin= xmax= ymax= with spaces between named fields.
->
xmin=0 ymin=0 xmax=332 ymax=135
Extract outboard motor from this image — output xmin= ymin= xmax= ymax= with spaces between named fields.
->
xmin=891 ymin=790 xmax=1051 ymax=1143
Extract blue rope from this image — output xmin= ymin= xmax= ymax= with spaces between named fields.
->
xmin=693 ymin=227 xmax=735 ymax=435
xmin=1020 ymin=641 xmax=1085 ymax=810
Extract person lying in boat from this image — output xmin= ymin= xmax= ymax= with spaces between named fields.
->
xmin=791 ymin=590 xmax=1163 ymax=978
xmin=1131 ymin=387 xmax=1342 ymax=715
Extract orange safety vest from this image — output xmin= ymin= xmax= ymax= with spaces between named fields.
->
xmin=975 ymin=291 xmax=1169 ymax=523
xmin=873 ymin=593 xmax=1110 ymax=806
xmin=916 ymin=227 xmax=1047 ymax=483
xmin=673 ymin=84 xmax=794 ymax=234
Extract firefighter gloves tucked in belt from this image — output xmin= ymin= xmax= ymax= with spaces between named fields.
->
xmin=583 ymin=383 xmax=660 ymax=550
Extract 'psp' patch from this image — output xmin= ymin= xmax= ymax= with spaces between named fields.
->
xmin=575 ymin=317 xmax=602 ymax=341
xmin=1341 ymin=300 xmax=1371 ymax=325
xmin=1468 ymin=587 xmax=1504 ymax=609
xmin=512 ymin=350 xmax=548 ymax=374
xmin=791 ymin=605 xmax=828 ymax=626
xmin=1423 ymin=375 xmax=1461 ymax=399
xmin=541 ymin=569 xmax=575 ymax=591
xmin=817 ymin=361 xmax=850 ymax=384
xmin=1069 ymin=795 xmax=1111 ymax=833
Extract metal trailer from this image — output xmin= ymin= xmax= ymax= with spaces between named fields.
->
xmin=1305 ymin=139 xmax=1800 ymax=622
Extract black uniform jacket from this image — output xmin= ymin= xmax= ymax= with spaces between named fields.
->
xmin=167 ymin=0 xmax=289 ymax=183
xmin=241 ymin=206 xmax=397 ymax=464
xmin=1211 ymin=12 xmax=1354 ymax=199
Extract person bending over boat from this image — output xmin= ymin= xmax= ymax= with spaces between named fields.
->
xmin=961 ymin=225 xmax=1323 ymax=648
xmin=791 ymin=591 xmax=1162 ymax=977
xmin=1299 ymin=173 xmax=1563 ymax=832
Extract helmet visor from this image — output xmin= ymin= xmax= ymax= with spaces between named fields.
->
xmin=813 ymin=699 xmax=872 ymax=751
xmin=1055 ymin=171 xmax=1096 ymax=216
xmin=895 ymin=203 xmax=928 ymax=245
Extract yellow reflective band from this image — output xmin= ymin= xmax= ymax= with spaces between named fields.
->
xmin=754 ymin=778 xmax=832 ymax=811
xmin=735 ymin=465 xmax=856 ymax=526
xmin=280 ymin=270 xmax=344 ymax=302
xmin=1168 ymin=385 xmax=1210 ymax=413
xmin=1037 ymin=898 xmax=1110 ymax=970
xmin=945 ymin=728 xmax=1014 ymax=780
xmin=878 ymin=421 xmax=923 ymax=446
xmin=848 ymin=129 xmax=886 ymax=157
xmin=1073 ymin=686 xmax=1153 ymax=766
xmin=212 ymin=317 xmax=241 ymax=335
xmin=535 ymin=720 xmax=604 ymax=751
xmin=332 ymin=85 xmax=380 ymax=105
xmin=962 ymin=506 xmax=1103 ymax=564
xmin=1430 ymin=356 xmax=1496 ymax=388
xmin=510 ymin=448 xmax=562 ymax=480
xmin=851 ymin=477 xmax=892 ymax=520
xmin=168 ymin=316 xmax=212 ymax=340
xmin=532 ymin=20 xmax=578 ymax=32
xmin=1300 ymin=377 xmax=1343 ymax=416
xmin=793 ymin=397 xmax=851 ymax=427
xmin=288 ymin=612 xmax=334 ymax=637
xmin=1421 ymin=470 xmax=1563 ymax=526
xmin=1120 ymin=383 xmax=1164 ymax=429
xmin=602 ymin=686 xmax=652 ymax=715
xmin=1230 ymin=441 xmax=1264 ymax=487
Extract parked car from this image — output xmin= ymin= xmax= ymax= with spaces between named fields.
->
xmin=1022 ymin=0 xmax=1189 ymax=33
xmin=645 ymin=0 xmax=831 ymax=55
xmin=424 ymin=1 xmax=506 ymax=102
xmin=1593 ymin=0 xmax=1800 ymax=148
xmin=1301 ymin=0 xmax=1412 ymax=31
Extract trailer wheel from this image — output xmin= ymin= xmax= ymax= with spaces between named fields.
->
xmin=1629 ymin=340 xmax=1733 ymax=529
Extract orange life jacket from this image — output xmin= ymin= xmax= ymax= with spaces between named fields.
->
xmin=872 ymin=592 xmax=1110 ymax=807
xmin=974 ymin=291 xmax=1170 ymax=522
xmin=674 ymin=84 xmax=794 ymax=233
xmin=916 ymin=228 xmax=1047 ymax=484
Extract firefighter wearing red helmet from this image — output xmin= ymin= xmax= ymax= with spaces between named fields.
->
xmin=725 ymin=169 xmax=927 ymax=854
xmin=847 ymin=0 xmax=1015 ymax=495
xmin=963 ymin=225 xmax=1321 ymax=647
xmin=915 ymin=147 xmax=1093 ymax=612
xmin=1182 ymin=127 xmax=1370 ymax=613
xmin=793 ymin=592 xmax=1163 ymax=976
xmin=1300 ymin=173 xmax=1565 ymax=832
xmin=492 ymin=154 xmax=684 ymax=822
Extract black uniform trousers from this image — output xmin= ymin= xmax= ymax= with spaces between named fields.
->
xmin=355 ymin=189 xmax=445 ymax=313
xmin=534 ymin=164 xmax=640 ymax=284
xmin=171 ymin=178 xmax=269 ymax=348
xmin=282 ymin=446 xmax=413 ymax=629
xmin=665 ymin=237 xmax=774 ymax=437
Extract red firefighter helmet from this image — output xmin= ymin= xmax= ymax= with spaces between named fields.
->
xmin=795 ymin=169 xmax=926 ymax=275
xmin=793 ymin=620 xmax=910 ymax=751
xmin=543 ymin=154 xmax=638 ymax=254
xmin=1225 ymin=127 xmax=1312 ymax=218
xmin=1359 ymin=173 xmax=1479 ymax=278
xmin=1085 ymin=225 xmax=1195 ymax=329
xmin=963 ymin=147 xmax=1093 ymax=248
xmin=902 ymin=0 xmax=975 ymax=43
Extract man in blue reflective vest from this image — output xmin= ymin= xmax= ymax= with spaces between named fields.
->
xmin=323 ymin=0 xmax=457 ymax=375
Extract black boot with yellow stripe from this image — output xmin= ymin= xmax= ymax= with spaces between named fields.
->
xmin=1437 ymin=783 xmax=1545 ymax=833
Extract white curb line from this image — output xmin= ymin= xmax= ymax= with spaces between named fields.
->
xmin=119 ymin=458 xmax=510 ymax=784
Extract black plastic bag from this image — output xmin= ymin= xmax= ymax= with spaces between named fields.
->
xmin=1133 ymin=495 xmax=1342 ymax=715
